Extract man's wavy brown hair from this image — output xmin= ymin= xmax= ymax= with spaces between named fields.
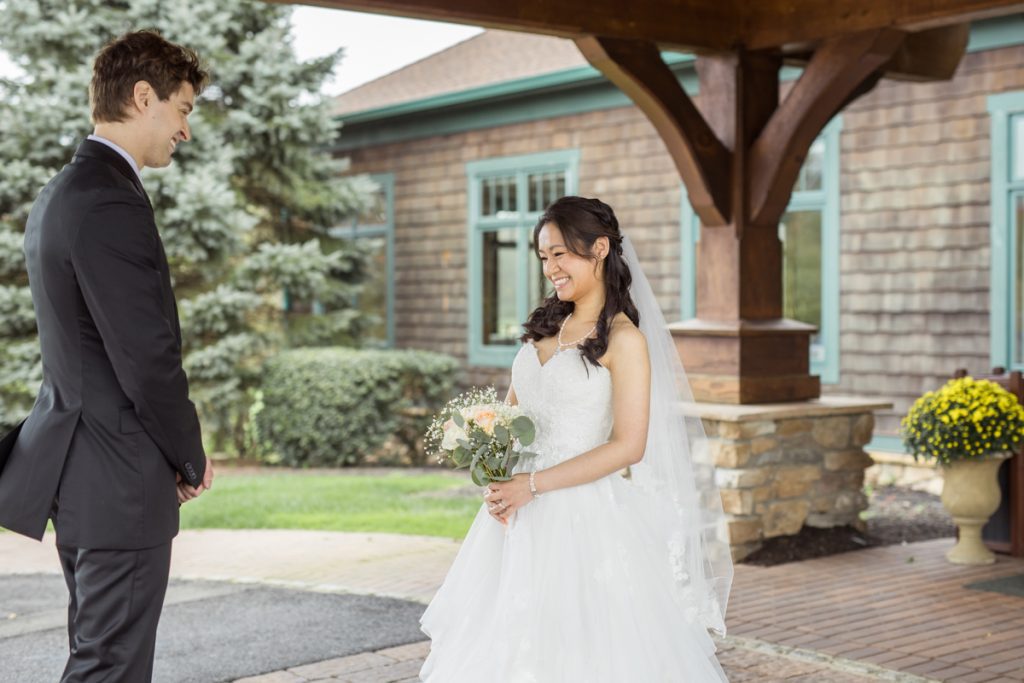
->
xmin=90 ymin=30 xmax=208 ymax=124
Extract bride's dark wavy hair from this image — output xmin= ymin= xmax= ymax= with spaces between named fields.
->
xmin=520 ymin=196 xmax=639 ymax=368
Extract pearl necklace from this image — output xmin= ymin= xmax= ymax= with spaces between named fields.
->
xmin=557 ymin=313 xmax=597 ymax=350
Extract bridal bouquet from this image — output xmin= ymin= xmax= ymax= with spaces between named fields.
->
xmin=425 ymin=387 xmax=537 ymax=486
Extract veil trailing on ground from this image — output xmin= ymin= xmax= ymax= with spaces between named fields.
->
xmin=621 ymin=235 xmax=733 ymax=637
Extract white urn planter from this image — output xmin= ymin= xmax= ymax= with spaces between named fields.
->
xmin=940 ymin=452 xmax=1013 ymax=565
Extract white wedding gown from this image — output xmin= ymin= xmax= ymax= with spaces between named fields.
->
xmin=419 ymin=342 xmax=729 ymax=682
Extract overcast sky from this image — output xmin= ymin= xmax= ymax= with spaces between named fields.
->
xmin=0 ymin=5 xmax=483 ymax=96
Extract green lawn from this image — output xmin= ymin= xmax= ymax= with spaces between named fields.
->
xmin=179 ymin=470 xmax=481 ymax=540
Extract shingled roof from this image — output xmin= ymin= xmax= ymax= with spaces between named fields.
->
xmin=331 ymin=29 xmax=586 ymax=116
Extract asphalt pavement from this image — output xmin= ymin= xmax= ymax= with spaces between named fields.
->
xmin=0 ymin=574 xmax=426 ymax=683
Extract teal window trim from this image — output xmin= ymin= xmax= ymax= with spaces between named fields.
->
xmin=467 ymin=150 xmax=580 ymax=367
xmin=968 ymin=15 xmax=1024 ymax=53
xmin=679 ymin=116 xmax=843 ymax=384
xmin=865 ymin=434 xmax=906 ymax=454
xmin=328 ymin=172 xmax=396 ymax=347
xmin=679 ymin=192 xmax=698 ymax=320
xmin=988 ymin=91 xmax=1024 ymax=371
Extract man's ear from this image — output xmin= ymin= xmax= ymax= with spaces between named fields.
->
xmin=131 ymin=80 xmax=153 ymax=113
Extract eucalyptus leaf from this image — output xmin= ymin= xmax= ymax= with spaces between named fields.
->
xmin=511 ymin=416 xmax=536 ymax=445
xmin=470 ymin=468 xmax=484 ymax=487
xmin=452 ymin=412 xmax=465 ymax=428
xmin=494 ymin=424 xmax=510 ymax=445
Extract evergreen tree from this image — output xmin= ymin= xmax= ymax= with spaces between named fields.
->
xmin=0 ymin=0 xmax=375 ymax=451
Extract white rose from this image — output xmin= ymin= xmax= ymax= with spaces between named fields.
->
xmin=441 ymin=421 xmax=467 ymax=451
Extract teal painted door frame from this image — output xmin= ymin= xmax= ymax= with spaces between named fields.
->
xmin=989 ymin=91 xmax=1024 ymax=371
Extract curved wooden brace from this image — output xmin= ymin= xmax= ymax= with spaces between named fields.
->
xmin=748 ymin=29 xmax=906 ymax=228
xmin=575 ymin=36 xmax=732 ymax=226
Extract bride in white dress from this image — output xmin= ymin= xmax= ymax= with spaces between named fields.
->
xmin=420 ymin=196 xmax=733 ymax=682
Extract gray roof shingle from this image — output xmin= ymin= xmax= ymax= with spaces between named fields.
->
xmin=332 ymin=29 xmax=586 ymax=116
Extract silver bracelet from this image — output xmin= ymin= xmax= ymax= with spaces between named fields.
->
xmin=529 ymin=470 xmax=541 ymax=498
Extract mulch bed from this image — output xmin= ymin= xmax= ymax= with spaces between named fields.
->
xmin=742 ymin=486 xmax=956 ymax=566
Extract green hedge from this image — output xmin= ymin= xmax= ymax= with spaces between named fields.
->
xmin=253 ymin=347 xmax=458 ymax=466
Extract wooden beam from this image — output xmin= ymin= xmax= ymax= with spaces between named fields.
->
xmin=283 ymin=0 xmax=1023 ymax=58
xmin=880 ymin=24 xmax=971 ymax=82
xmin=743 ymin=0 xmax=1024 ymax=50
xmin=695 ymin=51 xmax=781 ymax=235
xmin=748 ymin=29 xmax=906 ymax=228
xmin=784 ymin=24 xmax=971 ymax=82
xmin=276 ymin=0 xmax=742 ymax=52
xmin=576 ymin=36 xmax=732 ymax=226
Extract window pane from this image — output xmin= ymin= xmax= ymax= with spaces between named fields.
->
xmin=1015 ymin=194 xmax=1024 ymax=365
xmin=357 ymin=185 xmax=388 ymax=226
xmin=796 ymin=138 xmax=825 ymax=192
xmin=528 ymin=171 xmax=567 ymax=212
xmin=357 ymin=236 xmax=389 ymax=343
xmin=481 ymin=176 xmax=517 ymax=219
xmin=1014 ymin=115 xmax=1024 ymax=182
xmin=482 ymin=228 xmax=520 ymax=345
xmin=780 ymin=210 xmax=823 ymax=352
xmin=529 ymin=173 xmax=542 ymax=213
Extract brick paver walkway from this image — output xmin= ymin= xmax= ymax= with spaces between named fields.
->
xmin=4 ymin=531 xmax=1023 ymax=682
xmin=727 ymin=539 xmax=1024 ymax=682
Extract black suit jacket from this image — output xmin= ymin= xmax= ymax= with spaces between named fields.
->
xmin=0 ymin=139 xmax=206 ymax=550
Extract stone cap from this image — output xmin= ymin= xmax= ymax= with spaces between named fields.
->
xmin=680 ymin=395 xmax=894 ymax=422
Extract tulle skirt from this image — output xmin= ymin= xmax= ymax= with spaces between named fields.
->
xmin=419 ymin=472 xmax=729 ymax=682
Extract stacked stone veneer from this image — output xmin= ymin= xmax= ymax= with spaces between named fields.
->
xmin=692 ymin=398 xmax=892 ymax=561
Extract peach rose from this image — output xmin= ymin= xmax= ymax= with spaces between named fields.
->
xmin=473 ymin=408 xmax=497 ymax=435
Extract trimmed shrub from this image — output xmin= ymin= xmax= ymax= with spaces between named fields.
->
xmin=254 ymin=347 xmax=458 ymax=466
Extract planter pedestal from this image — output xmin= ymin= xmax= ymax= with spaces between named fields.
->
xmin=942 ymin=453 xmax=1013 ymax=565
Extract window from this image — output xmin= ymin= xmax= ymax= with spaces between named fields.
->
xmin=328 ymin=172 xmax=395 ymax=347
xmin=989 ymin=92 xmax=1024 ymax=370
xmin=467 ymin=151 xmax=580 ymax=366
xmin=680 ymin=117 xmax=842 ymax=383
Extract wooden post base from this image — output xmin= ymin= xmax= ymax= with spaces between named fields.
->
xmin=670 ymin=318 xmax=821 ymax=404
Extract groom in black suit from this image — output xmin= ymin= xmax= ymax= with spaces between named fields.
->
xmin=0 ymin=31 xmax=213 ymax=682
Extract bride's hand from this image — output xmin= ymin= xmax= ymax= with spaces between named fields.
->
xmin=484 ymin=474 xmax=534 ymax=525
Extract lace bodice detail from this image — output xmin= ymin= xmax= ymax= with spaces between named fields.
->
xmin=511 ymin=342 xmax=614 ymax=470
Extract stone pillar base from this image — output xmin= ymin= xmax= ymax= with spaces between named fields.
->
xmin=685 ymin=396 xmax=893 ymax=561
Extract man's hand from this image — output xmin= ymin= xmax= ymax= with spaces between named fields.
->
xmin=176 ymin=456 xmax=213 ymax=504
xmin=202 ymin=455 xmax=214 ymax=491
